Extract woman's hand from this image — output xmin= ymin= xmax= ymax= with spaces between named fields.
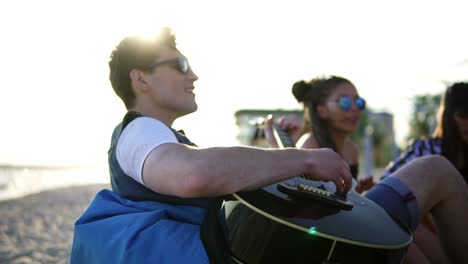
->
xmin=355 ymin=175 xmax=375 ymax=193
xmin=277 ymin=114 xmax=302 ymax=145
xmin=264 ymin=114 xmax=302 ymax=148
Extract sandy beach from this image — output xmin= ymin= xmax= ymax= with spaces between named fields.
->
xmin=0 ymin=183 xmax=110 ymax=264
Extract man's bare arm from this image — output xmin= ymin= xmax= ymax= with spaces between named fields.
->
xmin=142 ymin=143 xmax=351 ymax=198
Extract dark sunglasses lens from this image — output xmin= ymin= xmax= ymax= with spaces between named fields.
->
xmin=178 ymin=57 xmax=189 ymax=73
xmin=356 ymin=97 xmax=366 ymax=110
xmin=338 ymin=97 xmax=352 ymax=111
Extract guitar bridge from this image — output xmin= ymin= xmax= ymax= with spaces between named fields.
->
xmin=277 ymin=182 xmax=354 ymax=210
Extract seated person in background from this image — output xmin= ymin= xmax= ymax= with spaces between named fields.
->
xmin=382 ymin=81 xmax=468 ymax=183
xmin=377 ymin=81 xmax=468 ymax=263
xmin=71 ymin=28 xmax=468 ymax=263
xmin=265 ymin=77 xmax=468 ymax=263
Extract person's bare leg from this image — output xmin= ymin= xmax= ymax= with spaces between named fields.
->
xmin=412 ymin=221 xmax=450 ymax=264
xmin=392 ymin=155 xmax=468 ymax=263
xmin=403 ymin=244 xmax=431 ymax=264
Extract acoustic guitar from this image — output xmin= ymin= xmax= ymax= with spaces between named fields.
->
xmin=219 ymin=123 xmax=412 ymax=264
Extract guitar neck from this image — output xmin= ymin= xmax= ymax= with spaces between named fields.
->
xmin=273 ymin=123 xmax=296 ymax=148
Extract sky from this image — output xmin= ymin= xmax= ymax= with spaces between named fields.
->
xmin=0 ymin=0 xmax=467 ymax=167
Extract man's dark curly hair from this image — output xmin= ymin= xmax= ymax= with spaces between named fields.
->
xmin=108 ymin=27 xmax=177 ymax=109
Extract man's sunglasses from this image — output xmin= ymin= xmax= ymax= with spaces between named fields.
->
xmin=147 ymin=57 xmax=190 ymax=74
xmin=336 ymin=96 xmax=366 ymax=111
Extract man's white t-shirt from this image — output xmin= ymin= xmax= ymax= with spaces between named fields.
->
xmin=116 ymin=117 xmax=178 ymax=185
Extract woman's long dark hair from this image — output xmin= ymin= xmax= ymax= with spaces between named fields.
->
xmin=292 ymin=75 xmax=353 ymax=151
xmin=433 ymin=82 xmax=468 ymax=168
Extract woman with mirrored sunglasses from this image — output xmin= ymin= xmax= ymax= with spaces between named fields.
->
xmin=265 ymin=75 xmax=366 ymax=180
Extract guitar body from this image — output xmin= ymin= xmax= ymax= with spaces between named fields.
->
xmin=220 ymin=180 xmax=412 ymax=264
xmin=219 ymin=124 xmax=412 ymax=264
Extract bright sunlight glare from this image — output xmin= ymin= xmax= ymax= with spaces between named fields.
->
xmin=0 ymin=0 xmax=467 ymax=167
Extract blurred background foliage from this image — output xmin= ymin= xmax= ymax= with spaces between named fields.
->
xmin=406 ymin=94 xmax=442 ymax=141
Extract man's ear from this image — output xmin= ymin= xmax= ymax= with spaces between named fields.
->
xmin=316 ymin=104 xmax=328 ymax=119
xmin=130 ymin=69 xmax=148 ymax=92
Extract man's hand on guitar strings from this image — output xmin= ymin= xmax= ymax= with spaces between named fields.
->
xmin=303 ymin=148 xmax=352 ymax=194
xmin=335 ymin=179 xmax=349 ymax=199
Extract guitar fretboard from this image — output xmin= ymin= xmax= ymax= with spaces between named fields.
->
xmin=273 ymin=123 xmax=295 ymax=148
